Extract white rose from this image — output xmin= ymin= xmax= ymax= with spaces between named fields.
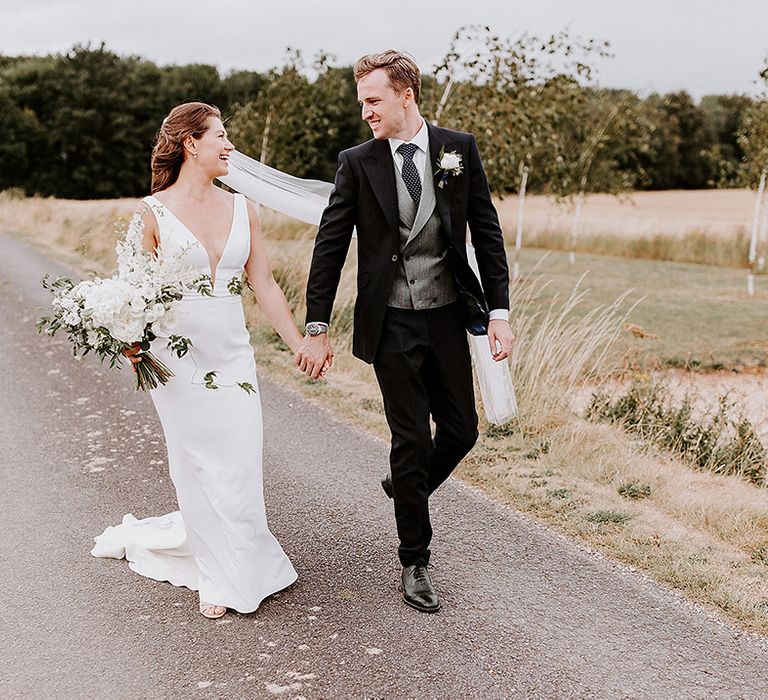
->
xmin=72 ymin=280 xmax=95 ymax=301
xmin=108 ymin=310 xmax=145 ymax=343
xmin=81 ymin=279 xmax=146 ymax=342
xmin=440 ymin=151 xmax=462 ymax=171
xmin=53 ymin=295 xmax=82 ymax=326
xmin=153 ymin=307 xmax=179 ymax=337
xmin=85 ymin=330 xmax=101 ymax=347
xmin=129 ymin=291 xmax=148 ymax=315
xmin=63 ymin=310 xmax=82 ymax=326
xmin=145 ymin=303 xmax=166 ymax=324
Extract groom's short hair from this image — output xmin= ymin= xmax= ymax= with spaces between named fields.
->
xmin=353 ymin=50 xmax=421 ymax=103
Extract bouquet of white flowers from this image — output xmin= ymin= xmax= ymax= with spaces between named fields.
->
xmin=38 ymin=211 xmax=211 ymax=390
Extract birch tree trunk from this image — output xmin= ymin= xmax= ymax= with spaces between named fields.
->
xmin=568 ymin=175 xmax=589 ymax=264
xmin=260 ymin=110 xmax=273 ymax=166
xmin=513 ymin=161 xmax=530 ymax=281
xmin=757 ymin=185 xmax=768 ymax=274
xmin=748 ymin=168 xmax=766 ymax=266
xmin=748 ymin=182 xmax=768 ymax=293
xmin=432 ymin=75 xmax=454 ymax=127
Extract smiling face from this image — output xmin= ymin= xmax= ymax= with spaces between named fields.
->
xmin=187 ymin=117 xmax=234 ymax=177
xmin=357 ymin=68 xmax=414 ymax=141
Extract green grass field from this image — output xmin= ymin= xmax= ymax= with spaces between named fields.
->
xmin=516 ymin=249 xmax=768 ymax=371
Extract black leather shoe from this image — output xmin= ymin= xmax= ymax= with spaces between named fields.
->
xmin=401 ymin=564 xmax=440 ymax=613
xmin=381 ymin=473 xmax=393 ymax=499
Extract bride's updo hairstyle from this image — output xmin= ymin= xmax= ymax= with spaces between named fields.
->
xmin=151 ymin=102 xmax=221 ymax=193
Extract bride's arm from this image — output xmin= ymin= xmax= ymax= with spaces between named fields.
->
xmin=243 ymin=199 xmax=304 ymax=355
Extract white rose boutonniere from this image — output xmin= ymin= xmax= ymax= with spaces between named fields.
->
xmin=435 ymin=146 xmax=463 ymax=189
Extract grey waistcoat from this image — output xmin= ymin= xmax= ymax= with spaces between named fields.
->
xmin=388 ymin=154 xmax=457 ymax=310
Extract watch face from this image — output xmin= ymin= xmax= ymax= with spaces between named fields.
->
xmin=306 ymin=323 xmax=325 ymax=336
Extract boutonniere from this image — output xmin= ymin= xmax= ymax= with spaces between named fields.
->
xmin=435 ymin=146 xmax=463 ymax=189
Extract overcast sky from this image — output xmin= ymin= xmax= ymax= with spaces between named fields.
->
xmin=1 ymin=0 xmax=766 ymax=100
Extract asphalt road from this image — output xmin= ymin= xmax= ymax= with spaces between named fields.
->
xmin=1 ymin=230 xmax=767 ymax=699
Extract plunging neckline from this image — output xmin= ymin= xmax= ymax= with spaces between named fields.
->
xmin=149 ymin=194 xmax=237 ymax=286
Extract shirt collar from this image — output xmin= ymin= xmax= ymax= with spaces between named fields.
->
xmin=388 ymin=119 xmax=429 ymax=158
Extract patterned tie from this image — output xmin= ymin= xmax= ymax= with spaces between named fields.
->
xmin=396 ymin=142 xmax=422 ymax=207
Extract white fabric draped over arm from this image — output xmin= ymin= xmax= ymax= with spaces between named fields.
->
xmin=465 ymin=245 xmax=518 ymax=425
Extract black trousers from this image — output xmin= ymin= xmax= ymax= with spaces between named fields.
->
xmin=372 ymin=302 xmax=479 ymax=566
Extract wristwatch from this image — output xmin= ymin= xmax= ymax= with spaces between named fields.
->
xmin=305 ymin=322 xmax=329 ymax=336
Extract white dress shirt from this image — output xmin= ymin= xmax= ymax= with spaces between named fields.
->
xmin=388 ymin=120 xmax=508 ymax=323
xmin=388 ymin=118 xmax=429 ymax=180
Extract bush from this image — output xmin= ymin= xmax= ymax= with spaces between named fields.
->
xmin=618 ymin=481 xmax=652 ymax=499
xmin=586 ymin=510 xmax=632 ymax=524
xmin=587 ymin=381 xmax=767 ymax=486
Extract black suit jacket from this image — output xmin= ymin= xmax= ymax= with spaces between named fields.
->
xmin=306 ymin=122 xmax=510 ymax=364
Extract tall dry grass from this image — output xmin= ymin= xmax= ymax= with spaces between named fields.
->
xmin=3 ymin=188 xmax=758 ymax=269
xmin=0 ymin=191 xmax=133 ymax=271
xmin=495 ymin=189 xmax=755 ymax=268
xmin=588 ymin=381 xmax=767 ymax=485
xmin=506 ymin=264 xmax=636 ymax=431
xmin=520 ymin=228 xmax=751 ymax=268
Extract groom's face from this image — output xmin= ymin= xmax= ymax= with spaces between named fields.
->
xmin=357 ymin=68 xmax=409 ymax=140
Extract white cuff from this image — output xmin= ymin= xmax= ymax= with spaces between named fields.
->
xmin=488 ymin=308 xmax=509 ymax=322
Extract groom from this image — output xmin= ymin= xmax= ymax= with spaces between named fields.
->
xmin=297 ymin=51 xmax=512 ymax=613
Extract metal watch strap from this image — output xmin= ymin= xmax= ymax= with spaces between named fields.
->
xmin=305 ymin=322 xmax=329 ymax=336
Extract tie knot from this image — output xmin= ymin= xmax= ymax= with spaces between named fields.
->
xmin=397 ymin=142 xmax=419 ymax=160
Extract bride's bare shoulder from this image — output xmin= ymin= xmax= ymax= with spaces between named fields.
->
xmin=149 ymin=186 xmax=178 ymax=207
xmin=242 ymin=197 xmax=262 ymax=233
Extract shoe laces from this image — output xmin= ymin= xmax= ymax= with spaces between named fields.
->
xmin=413 ymin=564 xmax=431 ymax=584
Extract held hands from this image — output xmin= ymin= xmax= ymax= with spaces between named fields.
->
xmin=488 ymin=319 xmax=514 ymax=362
xmin=295 ymin=333 xmax=334 ymax=380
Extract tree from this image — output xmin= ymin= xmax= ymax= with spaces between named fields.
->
xmin=700 ymin=93 xmax=752 ymax=185
xmin=1 ymin=55 xmax=58 ymax=193
xmin=549 ymin=88 xmax=650 ymax=262
xmin=158 ymin=63 xmax=226 ymax=111
xmin=428 ymin=25 xmax=610 ymax=278
xmin=639 ymin=91 xmax=718 ymax=189
xmin=227 ymin=50 xmax=361 ymax=181
xmin=0 ymin=81 xmax=40 ymax=191
xmin=312 ymin=64 xmax=368 ymax=180
xmin=738 ymin=58 xmax=768 ymax=292
xmin=227 ymin=50 xmax=316 ymax=175
xmin=221 ymin=70 xmax=266 ymax=109
xmin=2 ymin=45 xmax=170 ymax=198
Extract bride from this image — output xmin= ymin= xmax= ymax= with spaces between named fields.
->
xmin=91 ymin=102 xmax=321 ymax=619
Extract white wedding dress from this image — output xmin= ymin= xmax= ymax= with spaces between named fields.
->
xmin=91 ymin=193 xmax=297 ymax=612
